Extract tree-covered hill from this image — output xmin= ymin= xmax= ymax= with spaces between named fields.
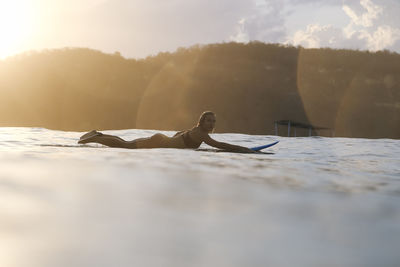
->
xmin=0 ymin=42 xmax=399 ymax=138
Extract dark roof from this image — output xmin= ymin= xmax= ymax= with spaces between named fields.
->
xmin=275 ymin=120 xmax=330 ymax=130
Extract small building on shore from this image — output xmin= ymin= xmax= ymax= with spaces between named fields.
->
xmin=274 ymin=120 xmax=334 ymax=137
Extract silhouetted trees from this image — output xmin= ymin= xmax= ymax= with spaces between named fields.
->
xmin=0 ymin=43 xmax=399 ymax=138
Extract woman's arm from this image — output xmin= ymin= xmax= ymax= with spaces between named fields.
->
xmin=203 ymin=135 xmax=255 ymax=153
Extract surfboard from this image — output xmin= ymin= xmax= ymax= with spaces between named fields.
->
xmin=196 ymin=141 xmax=279 ymax=154
xmin=196 ymin=148 xmax=275 ymax=154
xmin=250 ymin=141 xmax=279 ymax=151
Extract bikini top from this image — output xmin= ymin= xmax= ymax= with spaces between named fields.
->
xmin=174 ymin=130 xmax=202 ymax=149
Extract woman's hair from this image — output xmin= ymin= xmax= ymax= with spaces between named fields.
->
xmin=197 ymin=111 xmax=216 ymax=127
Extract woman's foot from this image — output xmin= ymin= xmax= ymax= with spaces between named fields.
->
xmin=78 ymin=130 xmax=103 ymax=144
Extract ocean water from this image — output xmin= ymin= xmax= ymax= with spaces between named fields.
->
xmin=0 ymin=127 xmax=399 ymax=267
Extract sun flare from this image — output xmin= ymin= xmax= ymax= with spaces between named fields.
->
xmin=0 ymin=0 xmax=34 ymax=59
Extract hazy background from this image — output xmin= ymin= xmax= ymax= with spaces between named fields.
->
xmin=0 ymin=43 xmax=399 ymax=138
xmin=0 ymin=0 xmax=399 ymax=138
xmin=2 ymin=0 xmax=400 ymax=59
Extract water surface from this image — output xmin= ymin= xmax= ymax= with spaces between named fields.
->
xmin=1 ymin=127 xmax=399 ymax=267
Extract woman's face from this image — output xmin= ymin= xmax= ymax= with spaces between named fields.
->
xmin=202 ymin=114 xmax=216 ymax=132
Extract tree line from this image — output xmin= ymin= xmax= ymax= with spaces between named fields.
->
xmin=0 ymin=42 xmax=399 ymax=138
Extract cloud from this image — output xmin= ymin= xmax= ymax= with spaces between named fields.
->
xmin=230 ymin=1 xmax=286 ymax=43
xmin=29 ymin=0 xmax=255 ymax=58
xmin=76 ymin=0 xmax=256 ymax=57
xmin=75 ymin=0 xmax=310 ymax=57
xmin=229 ymin=0 xmax=342 ymax=44
xmin=359 ymin=25 xmax=400 ymax=51
xmin=289 ymin=24 xmax=342 ymax=48
xmin=286 ymin=0 xmax=400 ymax=52
xmin=343 ymin=0 xmax=382 ymax=28
xmin=24 ymin=0 xmax=400 ymax=58
xmin=231 ymin=18 xmax=249 ymax=43
xmin=289 ymin=0 xmax=339 ymax=4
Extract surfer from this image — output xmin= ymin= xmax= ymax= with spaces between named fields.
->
xmin=78 ymin=111 xmax=255 ymax=153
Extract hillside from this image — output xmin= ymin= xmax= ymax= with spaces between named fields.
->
xmin=0 ymin=42 xmax=399 ymax=138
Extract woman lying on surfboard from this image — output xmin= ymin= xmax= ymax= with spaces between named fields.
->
xmin=78 ymin=111 xmax=256 ymax=153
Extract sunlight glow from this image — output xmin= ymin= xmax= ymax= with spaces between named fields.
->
xmin=0 ymin=1 xmax=34 ymax=59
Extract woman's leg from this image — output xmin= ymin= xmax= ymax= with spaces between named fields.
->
xmin=127 ymin=133 xmax=168 ymax=149
xmin=78 ymin=131 xmax=167 ymax=149
xmin=79 ymin=132 xmax=131 ymax=148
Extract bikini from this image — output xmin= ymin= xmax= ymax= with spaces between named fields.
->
xmin=171 ymin=130 xmax=200 ymax=149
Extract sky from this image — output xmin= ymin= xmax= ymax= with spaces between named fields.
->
xmin=1 ymin=0 xmax=400 ymax=59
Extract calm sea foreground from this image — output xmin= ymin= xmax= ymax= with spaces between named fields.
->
xmin=0 ymin=127 xmax=399 ymax=267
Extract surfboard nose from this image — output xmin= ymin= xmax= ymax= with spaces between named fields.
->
xmin=250 ymin=141 xmax=279 ymax=151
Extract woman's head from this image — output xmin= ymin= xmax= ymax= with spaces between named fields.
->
xmin=197 ymin=111 xmax=216 ymax=132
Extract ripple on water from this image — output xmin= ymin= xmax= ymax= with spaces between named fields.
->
xmin=0 ymin=128 xmax=400 ymax=267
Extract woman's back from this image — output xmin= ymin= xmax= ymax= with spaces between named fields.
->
xmin=174 ymin=127 xmax=203 ymax=149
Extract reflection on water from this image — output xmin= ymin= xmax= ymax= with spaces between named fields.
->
xmin=0 ymin=127 xmax=400 ymax=267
